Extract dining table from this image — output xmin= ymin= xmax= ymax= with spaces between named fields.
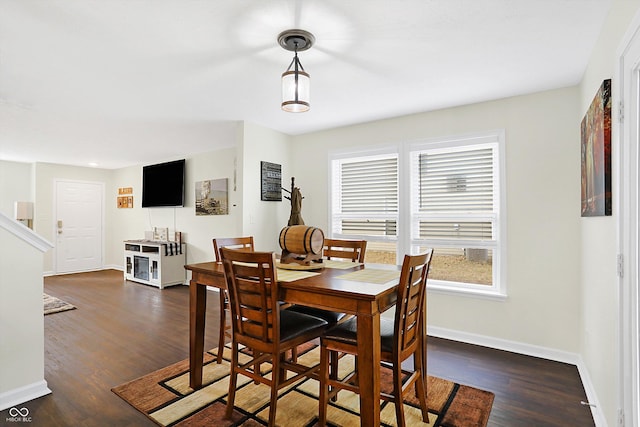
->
xmin=184 ymin=259 xmax=401 ymax=427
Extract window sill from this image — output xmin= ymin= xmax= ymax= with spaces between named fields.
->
xmin=427 ymin=283 xmax=507 ymax=301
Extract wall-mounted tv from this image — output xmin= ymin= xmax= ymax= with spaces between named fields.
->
xmin=141 ymin=159 xmax=185 ymax=208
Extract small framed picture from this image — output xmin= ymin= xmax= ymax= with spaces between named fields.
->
xmin=261 ymin=161 xmax=282 ymax=201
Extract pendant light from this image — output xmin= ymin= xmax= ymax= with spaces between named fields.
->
xmin=278 ymin=29 xmax=315 ymax=113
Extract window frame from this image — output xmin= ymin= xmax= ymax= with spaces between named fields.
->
xmin=329 ymin=145 xmax=400 ymax=248
xmin=329 ymin=130 xmax=507 ymax=300
xmin=406 ymin=131 xmax=506 ymax=299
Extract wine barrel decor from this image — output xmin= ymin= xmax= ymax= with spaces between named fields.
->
xmin=279 ymin=225 xmax=324 ymax=266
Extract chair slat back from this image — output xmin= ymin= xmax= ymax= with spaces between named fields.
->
xmin=323 ymin=238 xmax=367 ymax=263
xmin=220 ymin=248 xmax=280 ymax=349
xmin=394 ymin=250 xmax=433 ymax=357
xmin=213 ymin=236 xmax=254 ymax=261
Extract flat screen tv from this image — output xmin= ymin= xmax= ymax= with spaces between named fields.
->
xmin=142 ymin=159 xmax=185 ymax=208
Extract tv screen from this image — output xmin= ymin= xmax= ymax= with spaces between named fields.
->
xmin=142 ymin=159 xmax=185 ymax=208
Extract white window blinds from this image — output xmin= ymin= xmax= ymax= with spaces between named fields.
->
xmin=332 ymin=154 xmax=398 ymax=237
xmin=418 ymin=147 xmax=494 ymax=213
xmin=413 ymin=144 xmax=497 ymax=243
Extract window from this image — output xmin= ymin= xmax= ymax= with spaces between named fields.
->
xmin=330 ymin=131 xmax=506 ymax=298
xmin=409 ymin=133 xmax=504 ymax=296
xmin=330 ymin=151 xmax=399 ymax=264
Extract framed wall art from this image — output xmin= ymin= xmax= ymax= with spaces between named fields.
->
xmin=117 ymin=187 xmax=134 ymax=208
xmin=261 ymin=161 xmax=282 ymax=201
xmin=581 ymin=78 xmax=612 ymax=217
xmin=117 ymin=196 xmax=133 ymax=208
xmin=195 ymin=178 xmax=229 ymax=215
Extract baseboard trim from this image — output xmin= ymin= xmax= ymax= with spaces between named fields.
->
xmin=575 ymin=356 xmax=607 ymax=427
xmin=427 ymin=326 xmax=604 ymax=426
xmin=45 ymin=265 xmax=122 ymax=277
xmin=0 ymin=380 xmax=51 ymax=411
xmin=427 ymin=325 xmax=579 ymax=364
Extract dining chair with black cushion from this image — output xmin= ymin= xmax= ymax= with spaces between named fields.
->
xmin=212 ymin=236 xmax=254 ymax=363
xmin=287 ymin=238 xmax=367 ymax=362
xmin=288 ymin=238 xmax=367 ymax=325
xmin=220 ymin=248 xmax=328 ymax=427
xmin=318 ymin=249 xmax=434 ymax=427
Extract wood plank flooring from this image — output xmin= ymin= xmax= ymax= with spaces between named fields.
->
xmin=5 ymin=269 xmax=594 ymax=426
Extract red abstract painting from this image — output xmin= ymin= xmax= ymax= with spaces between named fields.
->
xmin=581 ymin=79 xmax=612 ymax=217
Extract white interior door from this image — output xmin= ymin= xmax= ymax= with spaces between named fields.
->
xmin=619 ymin=18 xmax=640 ymax=427
xmin=55 ymin=180 xmax=104 ymax=273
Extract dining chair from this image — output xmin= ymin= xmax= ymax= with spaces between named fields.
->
xmin=323 ymin=238 xmax=367 ymax=263
xmin=212 ymin=236 xmax=254 ymax=363
xmin=220 ymin=248 xmax=328 ymax=427
xmin=318 ymin=249 xmax=434 ymax=427
xmin=289 ymin=238 xmax=367 ymax=324
xmin=287 ymin=238 xmax=367 ymax=362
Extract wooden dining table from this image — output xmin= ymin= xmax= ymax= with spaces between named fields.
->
xmin=184 ymin=260 xmax=400 ymax=427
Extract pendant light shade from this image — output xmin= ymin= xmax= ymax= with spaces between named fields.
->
xmin=278 ymin=29 xmax=314 ymax=113
xmin=281 ymin=55 xmax=310 ymax=112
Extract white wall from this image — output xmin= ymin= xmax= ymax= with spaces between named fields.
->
xmin=240 ymin=121 xmax=293 ymax=252
xmin=579 ymin=1 xmax=640 ymax=425
xmin=107 ymin=145 xmax=243 ymax=266
xmin=291 ymin=86 xmax=583 ymax=354
xmin=101 ymin=120 xmax=295 ymax=265
xmin=0 ymin=214 xmax=52 ymax=410
xmin=106 ymin=164 xmax=147 ymax=266
xmin=0 ymin=160 xmax=33 ymax=219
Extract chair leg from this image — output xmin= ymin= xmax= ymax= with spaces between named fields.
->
xmin=269 ymin=354 xmax=282 ymax=427
xmin=414 ymin=347 xmax=430 ymax=422
xmin=318 ymin=341 xmax=329 ymax=426
xmin=392 ymin=358 xmax=406 ymax=427
xmin=278 ymin=352 xmax=288 ymax=385
xmin=217 ymin=291 xmax=227 ymax=363
xmin=225 ymin=341 xmax=238 ymax=419
xmin=329 ymin=350 xmax=338 ymax=402
xmin=254 ymin=350 xmax=261 ymax=385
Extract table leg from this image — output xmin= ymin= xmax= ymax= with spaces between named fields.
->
xmin=190 ymin=280 xmax=207 ymax=390
xmin=356 ymin=310 xmax=381 ymax=427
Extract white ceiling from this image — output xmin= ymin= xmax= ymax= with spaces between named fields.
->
xmin=0 ymin=0 xmax=612 ymax=169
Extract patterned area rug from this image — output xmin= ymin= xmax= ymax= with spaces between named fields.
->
xmin=112 ymin=344 xmax=494 ymax=426
xmin=43 ymin=293 xmax=76 ymax=315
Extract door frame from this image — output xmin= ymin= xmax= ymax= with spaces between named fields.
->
xmin=618 ymin=11 xmax=640 ymax=427
xmin=53 ymin=179 xmax=106 ymax=274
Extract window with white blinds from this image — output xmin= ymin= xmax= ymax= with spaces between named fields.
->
xmin=331 ymin=153 xmax=398 ymax=239
xmin=409 ymin=137 xmax=503 ymax=294
xmin=412 ymin=143 xmax=497 ymax=243
xmin=330 ymin=130 xmax=505 ymax=297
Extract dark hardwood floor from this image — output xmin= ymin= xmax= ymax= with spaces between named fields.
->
xmin=5 ymin=270 xmax=594 ymax=426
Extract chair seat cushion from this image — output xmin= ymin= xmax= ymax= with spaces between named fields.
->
xmin=287 ymin=305 xmax=348 ymax=325
xmin=279 ymin=309 xmax=328 ymax=342
xmin=323 ymin=317 xmax=396 ymax=353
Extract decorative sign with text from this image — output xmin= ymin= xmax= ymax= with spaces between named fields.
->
xmin=117 ymin=187 xmax=134 ymax=208
xmin=261 ymin=161 xmax=282 ymax=201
